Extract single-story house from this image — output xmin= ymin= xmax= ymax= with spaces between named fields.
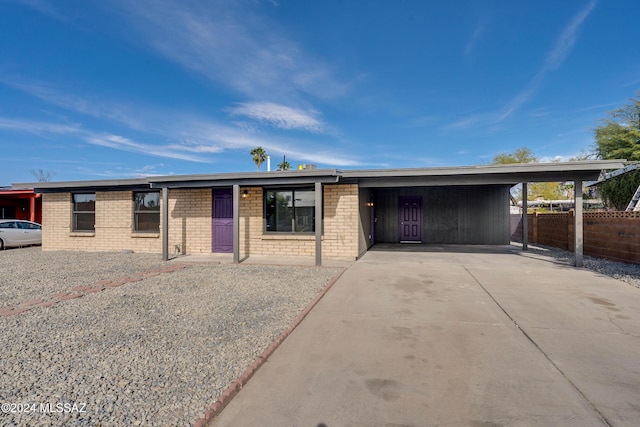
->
xmin=0 ymin=188 xmax=42 ymax=223
xmin=12 ymin=160 xmax=625 ymax=266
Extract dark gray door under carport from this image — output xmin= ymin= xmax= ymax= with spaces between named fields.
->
xmin=399 ymin=196 xmax=422 ymax=242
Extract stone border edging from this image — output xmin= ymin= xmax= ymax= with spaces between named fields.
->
xmin=193 ymin=267 xmax=348 ymax=427
xmin=0 ymin=263 xmax=191 ymax=318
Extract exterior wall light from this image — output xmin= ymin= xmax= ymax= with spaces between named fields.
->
xmin=242 ymin=190 xmax=249 ymax=198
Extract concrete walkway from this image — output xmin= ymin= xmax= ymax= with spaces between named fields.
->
xmin=209 ymin=245 xmax=640 ymax=427
xmin=172 ymin=252 xmax=353 ymax=268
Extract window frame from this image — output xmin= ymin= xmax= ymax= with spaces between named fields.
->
xmin=133 ymin=191 xmax=161 ymax=233
xmin=72 ymin=193 xmax=96 ymax=232
xmin=263 ymin=187 xmax=318 ymax=234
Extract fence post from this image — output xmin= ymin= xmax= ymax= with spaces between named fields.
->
xmin=568 ymin=209 xmax=575 ymax=252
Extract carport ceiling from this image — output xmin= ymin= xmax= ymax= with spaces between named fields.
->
xmin=341 ymin=160 xmax=626 ymax=188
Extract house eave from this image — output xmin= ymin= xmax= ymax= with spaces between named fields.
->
xmin=11 ymin=161 xmax=626 ymax=193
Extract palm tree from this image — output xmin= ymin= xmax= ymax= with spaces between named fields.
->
xmin=277 ymin=155 xmax=291 ymax=171
xmin=250 ymin=146 xmax=267 ymax=171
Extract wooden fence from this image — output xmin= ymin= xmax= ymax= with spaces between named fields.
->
xmin=510 ymin=211 xmax=640 ymax=264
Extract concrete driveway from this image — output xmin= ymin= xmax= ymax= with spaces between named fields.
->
xmin=210 ymin=245 xmax=640 ymax=427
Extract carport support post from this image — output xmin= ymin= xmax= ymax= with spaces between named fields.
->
xmin=29 ymin=196 xmax=36 ymax=223
xmin=574 ymin=180 xmax=583 ymax=267
xmin=233 ymin=184 xmax=240 ymax=264
xmin=522 ymin=183 xmax=528 ymax=250
xmin=162 ymin=187 xmax=169 ymax=261
xmin=315 ymin=181 xmax=322 ymax=266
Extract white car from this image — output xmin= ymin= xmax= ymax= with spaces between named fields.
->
xmin=0 ymin=220 xmax=42 ymax=249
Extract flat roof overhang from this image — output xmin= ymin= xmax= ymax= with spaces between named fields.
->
xmin=341 ymin=160 xmax=626 ymax=188
xmin=148 ymin=169 xmax=341 ymax=189
xmin=11 ymin=160 xmax=626 ymax=192
xmin=11 ymin=178 xmax=151 ymax=194
xmin=12 ymin=170 xmax=341 ymax=193
xmin=0 ymin=189 xmax=41 ymax=198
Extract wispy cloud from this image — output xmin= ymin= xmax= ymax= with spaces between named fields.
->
xmin=0 ymin=101 xmax=361 ymax=169
xmin=498 ymin=0 xmax=597 ymax=121
xmin=0 ymin=116 xmax=79 ymax=135
xmin=73 ymin=163 xmax=172 ymax=179
xmin=464 ymin=19 xmax=487 ymax=56
xmin=12 ymin=0 xmax=68 ymax=21
xmin=539 ymin=155 xmax=568 ymax=162
xmin=228 ymin=102 xmax=323 ymax=132
xmin=574 ymin=101 xmax=619 ymax=113
xmin=441 ymin=111 xmax=496 ymax=131
xmin=0 ymin=115 xmax=211 ymax=163
xmin=407 ymin=115 xmax=440 ymax=128
xmin=169 ymin=117 xmax=361 ymax=166
xmin=1 ymin=78 xmax=146 ymax=130
xmin=86 ymin=133 xmax=211 ymax=163
xmin=444 ymin=0 xmax=598 ymax=132
xmin=622 ymin=76 xmax=640 ymax=88
xmin=7 ymin=0 xmax=363 ymax=173
xmin=542 ymin=0 xmax=598 ymax=72
xmin=113 ymin=0 xmax=349 ymax=102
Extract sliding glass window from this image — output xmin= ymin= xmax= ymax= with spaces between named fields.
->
xmin=265 ymin=188 xmax=315 ymax=233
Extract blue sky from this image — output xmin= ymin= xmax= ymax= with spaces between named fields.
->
xmin=1 ymin=0 xmax=639 ymax=185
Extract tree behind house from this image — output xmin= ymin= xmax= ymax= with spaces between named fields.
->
xmin=593 ymin=93 xmax=640 ymax=209
xmin=277 ymin=156 xmax=291 ymax=171
xmin=31 ymin=169 xmax=55 ymax=182
xmin=491 ymin=147 xmax=565 ymax=201
xmin=250 ymin=147 xmax=267 ymax=171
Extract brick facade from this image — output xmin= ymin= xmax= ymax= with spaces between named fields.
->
xmin=236 ymin=184 xmax=359 ymax=260
xmin=42 ymin=192 xmax=161 ymax=252
xmin=167 ymin=188 xmax=212 ymax=256
xmin=41 ymin=184 xmax=360 ymax=260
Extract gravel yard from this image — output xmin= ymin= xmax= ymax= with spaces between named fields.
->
xmin=0 ymin=248 xmax=342 ymax=426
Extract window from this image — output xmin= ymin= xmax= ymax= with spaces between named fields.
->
xmin=265 ymin=188 xmax=315 ymax=232
xmin=72 ymin=193 xmax=95 ymax=232
xmin=17 ymin=221 xmax=41 ymax=230
xmin=134 ymin=192 xmax=160 ymax=232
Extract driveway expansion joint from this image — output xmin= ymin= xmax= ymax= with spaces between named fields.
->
xmin=462 ymin=264 xmax=614 ymax=427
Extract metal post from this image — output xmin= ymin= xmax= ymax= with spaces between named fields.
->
xmin=162 ymin=187 xmax=169 ymax=261
xmin=315 ymin=181 xmax=322 ymax=266
xmin=522 ymin=183 xmax=528 ymax=251
xmin=233 ymin=185 xmax=240 ymax=264
xmin=574 ymin=180 xmax=583 ymax=267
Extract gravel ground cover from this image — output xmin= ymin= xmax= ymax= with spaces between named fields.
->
xmin=0 ymin=248 xmax=342 ymax=426
xmin=0 ymin=247 xmax=166 ymax=308
xmin=512 ymin=242 xmax=640 ymax=288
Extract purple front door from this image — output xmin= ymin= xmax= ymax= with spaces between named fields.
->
xmin=212 ymin=189 xmax=233 ymax=253
xmin=399 ymin=196 xmax=422 ymax=242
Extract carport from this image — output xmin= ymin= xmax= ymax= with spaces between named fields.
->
xmin=341 ymin=160 xmax=625 ymax=267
